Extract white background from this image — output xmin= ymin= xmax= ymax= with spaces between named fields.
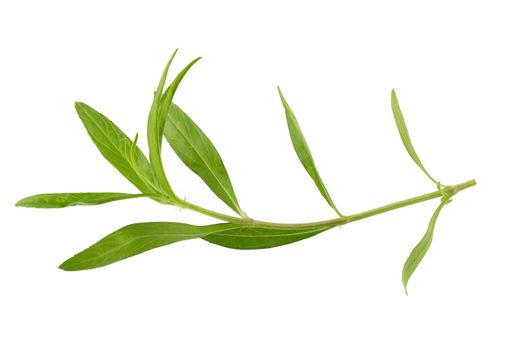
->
xmin=1 ymin=1 xmax=524 ymax=349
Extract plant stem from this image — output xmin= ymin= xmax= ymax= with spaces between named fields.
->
xmin=168 ymin=179 xmax=476 ymax=229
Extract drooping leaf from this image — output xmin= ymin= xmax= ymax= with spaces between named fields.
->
xmin=164 ymin=104 xmax=244 ymax=216
xmin=277 ymin=87 xmax=342 ymax=216
xmin=60 ymin=222 xmax=238 ymax=271
xmin=391 ymin=89 xmax=438 ymax=184
xmin=75 ymin=102 xmax=158 ymax=193
xmin=146 ymin=52 xmax=201 ymax=198
xmin=203 ymin=225 xmax=332 ymax=249
xmin=401 ymin=201 xmax=446 ymax=294
xmin=16 ymin=192 xmax=147 ymax=208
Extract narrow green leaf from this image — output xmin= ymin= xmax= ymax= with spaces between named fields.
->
xmin=60 ymin=222 xmax=332 ymax=270
xmin=164 ymin=104 xmax=244 ymax=216
xmin=16 ymin=193 xmax=147 ymax=208
xmin=402 ymin=201 xmax=446 ymax=294
xmin=203 ymin=225 xmax=332 ymax=249
xmin=147 ymin=50 xmax=178 ymax=197
xmin=75 ymin=102 xmax=158 ymax=193
xmin=60 ymin=222 xmax=238 ymax=271
xmin=391 ymin=89 xmax=438 ymax=184
xmin=146 ymin=52 xmax=201 ymax=199
xmin=159 ymin=57 xmax=202 ymax=140
xmin=277 ymin=87 xmax=342 ymax=216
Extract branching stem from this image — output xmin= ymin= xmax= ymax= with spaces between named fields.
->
xmin=161 ymin=179 xmax=476 ymax=229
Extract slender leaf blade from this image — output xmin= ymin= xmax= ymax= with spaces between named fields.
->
xmin=159 ymin=57 xmax=202 ymax=140
xmin=60 ymin=222 xmax=238 ymax=271
xmin=16 ymin=192 xmax=146 ymax=208
xmin=146 ymin=52 xmax=201 ymax=198
xmin=60 ymin=222 xmax=333 ymax=270
xmin=278 ymin=87 xmax=342 ymax=216
xmin=203 ymin=225 xmax=331 ymax=249
xmin=75 ymin=102 xmax=157 ymax=193
xmin=146 ymin=51 xmax=177 ymax=196
xmin=391 ymin=89 xmax=438 ymax=184
xmin=164 ymin=104 xmax=244 ymax=216
xmin=402 ymin=201 xmax=446 ymax=294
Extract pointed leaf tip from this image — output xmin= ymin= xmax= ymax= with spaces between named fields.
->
xmin=146 ymin=51 xmax=195 ymax=198
xmin=59 ymin=222 xmax=233 ymax=270
xmin=75 ymin=103 xmax=158 ymax=193
xmin=278 ymin=88 xmax=343 ymax=217
xmin=15 ymin=193 xmax=147 ymax=208
xmin=390 ymin=89 xmax=438 ymax=185
xmin=164 ymin=104 xmax=244 ymax=216
xmin=401 ymin=201 xmax=446 ymax=293
xmin=59 ymin=260 xmax=73 ymax=271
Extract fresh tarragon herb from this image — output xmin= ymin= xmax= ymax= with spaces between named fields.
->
xmin=16 ymin=50 xmax=476 ymax=293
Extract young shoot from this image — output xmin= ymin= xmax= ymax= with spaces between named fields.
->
xmin=16 ymin=50 xmax=476 ymax=293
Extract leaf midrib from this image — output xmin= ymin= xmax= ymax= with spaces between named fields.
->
xmin=79 ymin=104 xmax=147 ymax=188
xmin=64 ymin=224 xmax=239 ymax=268
xmin=208 ymin=226 xmax=328 ymax=238
xmin=166 ymin=115 xmax=240 ymax=212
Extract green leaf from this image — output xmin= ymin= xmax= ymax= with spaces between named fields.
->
xmin=391 ymin=89 xmax=438 ymax=184
xmin=147 ymin=50 xmax=178 ymax=197
xmin=60 ymin=222 xmax=332 ymax=270
xmin=75 ymin=102 xmax=158 ymax=193
xmin=277 ymin=87 xmax=342 ymax=216
xmin=159 ymin=57 xmax=202 ymax=140
xmin=146 ymin=52 xmax=201 ymax=199
xmin=16 ymin=193 xmax=147 ymax=208
xmin=164 ymin=104 xmax=244 ymax=216
xmin=203 ymin=225 xmax=331 ymax=249
xmin=60 ymin=222 xmax=238 ymax=271
xmin=402 ymin=201 xmax=446 ymax=294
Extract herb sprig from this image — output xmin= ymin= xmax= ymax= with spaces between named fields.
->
xmin=16 ymin=51 xmax=476 ymax=293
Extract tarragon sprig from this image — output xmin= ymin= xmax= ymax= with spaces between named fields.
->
xmin=16 ymin=50 xmax=476 ymax=293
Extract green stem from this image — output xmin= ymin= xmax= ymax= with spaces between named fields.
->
xmin=165 ymin=179 xmax=476 ymax=229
